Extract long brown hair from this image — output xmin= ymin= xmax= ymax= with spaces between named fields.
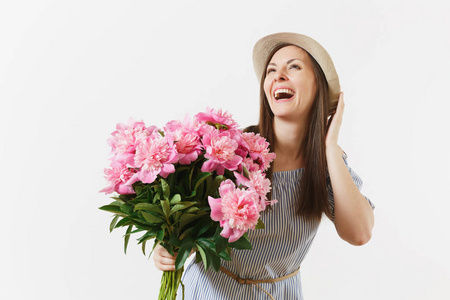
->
xmin=244 ymin=43 xmax=332 ymax=222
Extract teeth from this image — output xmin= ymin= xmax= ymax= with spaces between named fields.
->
xmin=274 ymin=89 xmax=295 ymax=96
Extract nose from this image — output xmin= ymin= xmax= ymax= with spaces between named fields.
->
xmin=274 ymin=69 xmax=287 ymax=81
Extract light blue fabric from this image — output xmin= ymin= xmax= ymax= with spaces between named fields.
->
xmin=177 ymin=155 xmax=374 ymax=299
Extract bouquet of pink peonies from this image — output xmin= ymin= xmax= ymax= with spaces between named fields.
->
xmin=99 ymin=107 xmax=276 ymax=300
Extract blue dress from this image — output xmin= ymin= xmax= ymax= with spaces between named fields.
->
xmin=177 ymin=153 xmax=375 ymax=299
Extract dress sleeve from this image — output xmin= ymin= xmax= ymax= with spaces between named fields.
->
xmin=326 ymin=152 xmax=375 ymax=222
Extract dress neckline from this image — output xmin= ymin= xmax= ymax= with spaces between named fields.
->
xmin=272 ymin=168 xmax=304 ymax=183
xmin=273 ymin=168 xmax=304 ymax=174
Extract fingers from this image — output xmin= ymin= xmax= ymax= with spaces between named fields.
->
xmin=325 ymin=92 xmax=345 ymax=147
xmin=331 ymin=92 xmax=345 ymax=125
xmin=336 ymin=92 xmax=345 ymax=118
xmin=327 ymin=92 xmax=344 ymax=125
xmin=153 ymin=244 xmax=197 ymax=271
xmin=153 ymin=244 xmax=177 ymax=271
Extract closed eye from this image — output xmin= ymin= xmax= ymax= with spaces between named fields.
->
xmin=289 ymin=64 xmax=301 ymax=70
xmin=266 ymin=68 xmax=276 ymax=74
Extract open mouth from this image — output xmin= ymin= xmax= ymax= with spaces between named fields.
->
xmin=274 ymin=88 xmax=295 ymax=101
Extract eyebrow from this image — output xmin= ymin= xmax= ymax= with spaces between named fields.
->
xmin=268 ymin=58 xmax=304 ymax=67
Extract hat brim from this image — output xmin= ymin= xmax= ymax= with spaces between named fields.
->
xmin=253 ymin=32 xmax=341 ymax=112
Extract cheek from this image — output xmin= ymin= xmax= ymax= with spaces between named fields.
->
xmin=300 ymin=77 xmax=317 ymax=99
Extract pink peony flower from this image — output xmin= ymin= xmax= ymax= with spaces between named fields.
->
xmin=234 ymin=170 xmax=277 ymax=209
xmin=164 ymin=117 xmax=202 ymax=165
xmin=201 ymin=130 xmax=242 ymax=175
xmin=208 ymin=179 xmax=261 ymax=242
xmin=174 ymin=132 xmax=201 ymax=164
xmin=241 ymin=132 xmax=276 ymax=171
xmin=99 ymin=161 xmax=136 ymax=195
xmin=127 ymin=132 xmax=178 ymax=184
xmin=241 ymin=157 xmax=261 ymax=173
xmin=195 ymin=107 xmax=239 ymax=133
xmin=108 ymin=118 xmax=157 ymax=166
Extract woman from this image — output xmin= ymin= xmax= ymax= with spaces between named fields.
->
xmin=154 ymin=32 xmax=375 ymax=299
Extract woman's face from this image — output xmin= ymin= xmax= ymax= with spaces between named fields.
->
xmin=263 ymin=45 xmax=317 ymax=121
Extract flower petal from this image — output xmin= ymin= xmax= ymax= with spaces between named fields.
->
xmin=228 ymin=228 xmax=245 ymax=243
xmin=201 ymin=160 xmax=217 ymax=173
xmin=208 ymin=196 xmax=224 ymax=221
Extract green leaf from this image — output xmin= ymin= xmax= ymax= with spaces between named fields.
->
xmin=173 ymin=211 xmax=182 ymax=223
xmin=142 ymin=241 xmax=146 ymax=256
xmin=141 ymin=211 xmax=164 ymax=223
xmin=119 ymin=203 xmax=133 ymax=215
xmin=196 ymin=238 xmax=222 ymax=271
xmin=170 ymin=202 xmax=197 ymax=215
xmin=179 ymin=211 xmax=208 ymax=229
xmin=146 ymin=187 xmax=153 ymax=203
xmin=205 ymin=176 xmax=212 ymax=196
xmin=134 ymin=223 xmax=153 ymax=231
xmin=179 ymin=227 xmax=193 ymax=241
xmin=185 ymin=206 xmax=200 ymax=213
xmin=109 ymin=197 xmax=125 ymax=204
xmin=161 ymin=179 xmax=170 ymax=200
xmin=192 ymin=218 xmax=212 ymax=238
xmin=153 ymin=191 xmax=160 ymax=204
xmin=134 ymin=203 xmax=164 ymax=216
xmin=137 ymin=230 xmax=158 ymax=244
xmin=196 ymin=237 xmax=216 ymax=252
xmin=166 ymin=243 xmax=175 ymax=257
xmin=195 ymin=243 xmax=208 ymax=270
xmin=115 ymin=216 xmax=132 ymax=228
xmin=189 ymin=164 xmax=195 ymax=189
xmin=229 ymin=233 xmax=252 ymax=250
xmin=109 ymin=215 xmax=120 ymax=232
xmin=170 ymin=194 xmax=181 ymax=205
xmin=195 ymin=251 xmax=202 ymax=264
xmin=214 ymin=232 xmax=228 ymax=254
xmin=174 ymin=166 xmax=189 ymax=175
xmin=242 ymin=165 xmax=250 ymax=180
xmin=124 ymin=225 xmax=133 ymax=254
xmin=99 ymin=204 xmax=122 ymax=214
xmin=210 ymin=253 xmax=221 ymax=272
xmin=175 ymin=238 xmax=195 ymax=271
xmin=134 ymin=194 xmax=146 ymax=202
xmin=185 ymin=190 xmax=196 ymax=199
xmin=169 ymin=234 xmax=182 ymax=247
xmin=129 ymin=228 xmax=145 ymax=234
xmin=161 ymin=199 xmax=170 ymax=218
xmin=218 ymin=249 xmax=232 ymax=261
xmin=134 ymin=185 xmax=143 ymax=195
xmin=255 ymin=218 xmax=265 ymax=230
xmin=148 ymin=240 xmax=159 ymax=258
xmin=193 ymin=172 xmax=212 ymax=193
xmin=156 ymin=229 xmax=164 ymax=242
xmin=129 ymin=217 xmax=152 ymax=228
xmin=208 ymin=175 xmax=225 ymax=196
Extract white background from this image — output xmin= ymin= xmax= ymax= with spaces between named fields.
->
xmin=1 ymin=0 xmax=449 ymax=299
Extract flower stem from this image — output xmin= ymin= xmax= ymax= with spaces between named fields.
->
xmin=158 ymin=267 xmax=184 ymax=300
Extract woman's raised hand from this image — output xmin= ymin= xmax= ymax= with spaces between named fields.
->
xmin=326 ymin=92 xmax=345 ymax=149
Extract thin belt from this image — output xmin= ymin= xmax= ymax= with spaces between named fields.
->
xmin=219 ymin=266 xmax=300 ymax=300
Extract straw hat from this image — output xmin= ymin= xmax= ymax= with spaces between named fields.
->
xmin=252 ymin=32 xmax=341 ymax=112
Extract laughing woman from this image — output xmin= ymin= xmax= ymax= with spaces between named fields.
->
xmin=154 ymin=32 xmax=375 ymax=300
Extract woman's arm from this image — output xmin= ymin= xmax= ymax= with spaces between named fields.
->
xmin=326 ymin=146 xmax=374 ymax=245
xmin=325 ymin=92 xmax=374 ymax=246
